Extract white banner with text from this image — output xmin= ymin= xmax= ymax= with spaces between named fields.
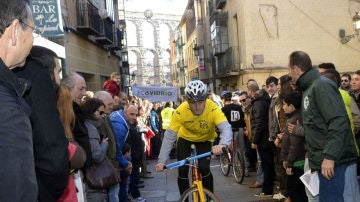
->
xmin=132 ymin=85 xmax=178 ymax=102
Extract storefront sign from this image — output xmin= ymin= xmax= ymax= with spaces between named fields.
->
xmin=30 ymin=0 xmax=63 ymax=37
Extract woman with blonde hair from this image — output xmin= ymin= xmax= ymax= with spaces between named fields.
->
xmin=57 ymin=84 xmax=86 ymax=202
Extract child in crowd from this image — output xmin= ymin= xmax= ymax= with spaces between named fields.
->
xmin=119 ymin=143 xmax=131 ymax=202
xmin=280 ymin=91 xmax=307 ymax=202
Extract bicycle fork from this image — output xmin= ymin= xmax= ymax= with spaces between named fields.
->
xmin=192 ymin=165 xmax=206 ymax=202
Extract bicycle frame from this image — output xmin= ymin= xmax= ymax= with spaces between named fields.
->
xmin=165 ymin=150 xmax=214 ymax=202
xmin=164 ymin=152 xmax=211 ymax=170
xmin=220 ymin=128 xmax=245 ymax=184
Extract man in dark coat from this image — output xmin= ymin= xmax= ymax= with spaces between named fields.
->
xmin=0 ymin=0 xmax=38 ymax=201
xmin=249 ymin=83 xmax=274 ymax=197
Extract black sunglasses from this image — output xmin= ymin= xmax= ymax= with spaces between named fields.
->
xmin=240 ymin=98 xmax=247 ymax=103
xmin=341 ymin=79 xmax=349 ymax=82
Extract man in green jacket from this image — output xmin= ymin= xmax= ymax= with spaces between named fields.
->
xmin=287 ymin=51 xmax=359 ymax=201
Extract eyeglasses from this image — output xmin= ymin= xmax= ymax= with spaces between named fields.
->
xmin=341 ymin=79 xmax=349 ymax=82
xmin=96 ymin=110 xmax=106 ymax=116
xmin=19 ymin=20 xmax=42 ymax=36
xmin=240 ymin=98 xmax=247 ymax=103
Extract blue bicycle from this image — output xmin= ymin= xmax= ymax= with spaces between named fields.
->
xmin=165 ymin=144 xmax=220 ymax=202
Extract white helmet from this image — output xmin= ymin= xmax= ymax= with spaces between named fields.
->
xmin=184 ymin=80 xmax=207 ymax=103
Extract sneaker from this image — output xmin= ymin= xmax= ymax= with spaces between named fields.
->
xmin=254 ymin=190 xmax=272 ymax=198
xmin=272 ymin=193 xmax=286 ymax=200
xmin=136 ymin=197 xmax=146 ymax=202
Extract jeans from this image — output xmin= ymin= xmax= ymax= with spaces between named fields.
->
xmin=304 ymin=158 xmax=319 ymax=202
xmin=129 ymin=164 xmax=141 ymax=199
xmin=108 ymin=183 xmax=119 ymax=202
xmin=318 ymin=164 xmax=347 ymax=202
xmin=256 ymin=150 xmax=264 ymax=184
xmin=119 ymin=170 xmax=129 ymax=202
xmin=343 ymin=163 xmax=360 ymax=202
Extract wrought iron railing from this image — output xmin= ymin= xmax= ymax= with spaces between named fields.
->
xmin=76 ymin=0 xmax=100 ymax=35
xmin=216 ymin=46 xmax=241 ymax=74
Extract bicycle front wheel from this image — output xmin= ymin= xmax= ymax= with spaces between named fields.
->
xmin=219 ymin=152 xmax=230 ymax=176
xmin=179 ymin=187 xmax=220 ymax=202
xmin=233 ymin=149 xmax=245 ymax=184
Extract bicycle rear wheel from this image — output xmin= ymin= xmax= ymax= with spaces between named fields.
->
xmin=219 ymin=152 xmax=230 ymax=176
xmin=233 ymin=149 xmax=245 ymax=184
xmin=179 ymin=187 xmax=220 ymax=202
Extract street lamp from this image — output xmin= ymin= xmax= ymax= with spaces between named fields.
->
xmin=340 ymin=12 xmax=360 ymax=44
xmin=193 ymin=44 xmax=200 ymax=57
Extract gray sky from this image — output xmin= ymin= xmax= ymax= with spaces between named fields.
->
xmin=125 ymin=0 xmax=187 ymax=15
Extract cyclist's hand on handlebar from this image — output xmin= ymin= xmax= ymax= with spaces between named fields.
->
xmin=155 ymin=162 xmax=166 ymax=172
xmin=212 ymin=144 xmax=226 ymax=155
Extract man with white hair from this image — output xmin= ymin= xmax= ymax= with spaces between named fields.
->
xmin=61 ymin=72 xmax=92 ymax=168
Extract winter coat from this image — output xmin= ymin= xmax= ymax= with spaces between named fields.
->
xmin=250 ymin=89 xmax=272 ymax=149
xmin=0 ymin=58 xmax=37 ymax=201
xmin=109 ymin=110 xmax=130 ymax=169
xmin=73 ymin=102 xmax=93 ymax=168
xmin=14 ymin=58 xmax=69 ymax=201
xmin=297 ymin=68 xmax=358 ymax=170
xmin=280 ymin=109 xmax=305 ymax=168
xmin=126 ymin=124 xmax=145 ymax=166
xmin=98 ymin=116 xmax=118 ymax=160
xmin=84 ymin=119 xmax=108 ymax=163
xmin=103 ymin=80 xmax=120 ymax=98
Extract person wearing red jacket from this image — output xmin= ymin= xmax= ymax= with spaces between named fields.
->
xmin=103 ymin=72 xmax=121 ymax=98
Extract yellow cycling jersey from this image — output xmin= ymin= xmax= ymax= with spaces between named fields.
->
xmin=168 ymin=99 xmax=228 ymax=142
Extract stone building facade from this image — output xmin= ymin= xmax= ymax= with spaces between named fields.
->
xmin=179 ymin=0 xmax=360 ymax=93
xmin=60 ymin=0 xmax=125 ymax=92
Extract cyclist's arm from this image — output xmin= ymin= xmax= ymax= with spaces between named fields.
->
xmin=217 ymin=121 xmax=232 ymax=146
xmin=158 ymin=128 xmax=177 ymax=163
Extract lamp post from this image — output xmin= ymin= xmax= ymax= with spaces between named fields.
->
xmin=340 ymin=12 xmax=360 ymax=44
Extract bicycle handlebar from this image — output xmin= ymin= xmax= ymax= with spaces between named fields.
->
xmin=164 ymin=152 xmax=212 ymax=170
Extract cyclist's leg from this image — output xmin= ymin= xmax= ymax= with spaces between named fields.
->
xmin=196 ymin=141 xmax=213 ymax=192
xmin=176 ymin=138 xmax=192 ymax=194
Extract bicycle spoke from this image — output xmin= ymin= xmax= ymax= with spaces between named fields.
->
xmin=233 ymin=150 xmax=245 ymax=184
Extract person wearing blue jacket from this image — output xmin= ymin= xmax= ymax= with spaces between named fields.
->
xmin=109 ymin=105 xmax=138 ymax=196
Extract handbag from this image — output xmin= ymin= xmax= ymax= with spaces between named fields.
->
xmin=85 ymin=158 xmax=120 ymax=189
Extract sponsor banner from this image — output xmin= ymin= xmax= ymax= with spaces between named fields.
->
xmin=132 ymin=85 xmax=178 ymax=102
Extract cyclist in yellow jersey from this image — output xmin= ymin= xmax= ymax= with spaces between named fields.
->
xmin=155 ymin=80 xmax=232 ymax=195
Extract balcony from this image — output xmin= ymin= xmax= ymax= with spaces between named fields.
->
xmin=95 ymin=18 xmax=114 ymax=45
xmin=216 ymin=0 xmax=226 ymax=9
xmin=216 ymin=46 xmax=241 ymax=76
xmin=76 ymin=1 xmax=100 ymax=35
xmin=107 ymin=28 xmax=123 ymax=51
